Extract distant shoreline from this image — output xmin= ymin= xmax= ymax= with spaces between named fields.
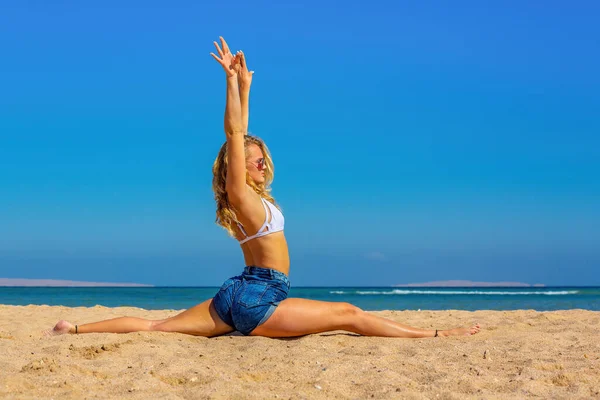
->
xmin=0 ymin=278 xmax=152 ymax=287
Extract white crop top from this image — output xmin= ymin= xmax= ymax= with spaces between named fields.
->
xmin=237 ymin=198 xmax=285 ymax=244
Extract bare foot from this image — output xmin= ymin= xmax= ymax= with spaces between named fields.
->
xmin=44 ymin=320 xmax=75 ymax=336
xmin=438 ymin=323 xmax=480 ymax=337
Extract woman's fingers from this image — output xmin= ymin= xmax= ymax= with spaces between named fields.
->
xmin=210 ymin=37 xmax=242 ymax=76
xmin=213 ymin=41 xmax=224 ymax=58
xmin=209 ymin=52 xmax=224 ymax=65
xmin=239 ymin=51 xmax=246 ymax=69
xmin=220 ymin=36 xmax=230 ymax=54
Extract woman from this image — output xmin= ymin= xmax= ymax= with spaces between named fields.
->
xmin=49 ymin=37 xmax=479 ymax=339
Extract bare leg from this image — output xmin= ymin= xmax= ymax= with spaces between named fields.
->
xmin=251 ymin=298 xmax=480 ymax=338
xmin=46 ymin=299 xmax=233 ymax=337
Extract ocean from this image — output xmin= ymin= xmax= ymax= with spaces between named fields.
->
xmin=1 ymin=286 xmax=598 ymax=311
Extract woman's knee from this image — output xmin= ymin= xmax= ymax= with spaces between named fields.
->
xmin=333 ymin=302 xmax=362 ymax=331
xmin=336 ymin=302 xmax=362 ymax=317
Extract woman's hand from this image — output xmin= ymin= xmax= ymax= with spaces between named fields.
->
xmin=210 ymin=37 xmax=238 ymax=78
xmin=236 ymin=50 xmax=254 ymax=90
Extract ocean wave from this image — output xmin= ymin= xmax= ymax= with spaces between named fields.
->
xmin=329 ymin=290 xmax=579 ymax=296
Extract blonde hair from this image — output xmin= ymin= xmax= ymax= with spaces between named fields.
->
xmin=212 ymin=135 xmax=277 ymax=237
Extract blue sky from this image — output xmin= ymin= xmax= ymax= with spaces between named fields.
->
xmin=1 ymin=1 xmax=599 ymax=286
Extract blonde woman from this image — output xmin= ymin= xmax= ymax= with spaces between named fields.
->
xmin=48 ymin=37 xmax=479 ymax=339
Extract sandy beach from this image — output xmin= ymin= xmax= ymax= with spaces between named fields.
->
xmin=0 ymin=305 xmax=598 ymax=399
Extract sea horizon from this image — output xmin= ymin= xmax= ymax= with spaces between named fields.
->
xmin=2 ymin=286 xmax=598 ymax=312
xmin=1 ymin=285 xmax=598 ymax=288
xmin=0 ymin=277 xmax=565 ymax=288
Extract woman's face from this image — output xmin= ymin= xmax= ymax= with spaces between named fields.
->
xmin=246 ymin=144 xmax=266 ymax=184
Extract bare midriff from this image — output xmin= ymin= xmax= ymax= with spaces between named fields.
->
xmin=239 ymin=231 xmax=290 ymax=275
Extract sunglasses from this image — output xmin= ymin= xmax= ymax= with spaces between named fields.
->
xmin=249 ymin=157 xmax=266 ymax=170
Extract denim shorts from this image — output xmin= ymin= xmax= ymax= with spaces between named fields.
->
xmin=212 ymin=266 xmax=290 ymax=335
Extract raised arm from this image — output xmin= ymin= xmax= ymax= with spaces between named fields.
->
xmin=210 ymin=38 xmax=243 ymax=136
xmin=210 ymin=37 xmax=247 ymax=203
xmin=236 ymin=51 xmax=254 ymax=135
